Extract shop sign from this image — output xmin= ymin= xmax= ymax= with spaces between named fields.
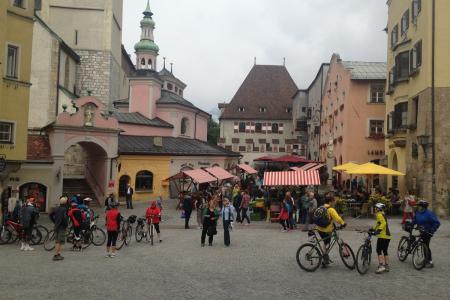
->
xmin=198 ymin=161 xmax=211 ymax=166
xmin=108 ymin=180 xmax=115 ymax=188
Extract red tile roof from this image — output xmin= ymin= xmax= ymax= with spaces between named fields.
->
xmin=220 ymin=65 xmax=298 ymax=120
xmin=27 ymin=135 xmax=52 ymax=161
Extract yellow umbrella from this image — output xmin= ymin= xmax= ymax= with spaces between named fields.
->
xmin=345 ymin=162 xmax=405 ymax=176
xmin=332 ymin=162 xmax=360 ymax=171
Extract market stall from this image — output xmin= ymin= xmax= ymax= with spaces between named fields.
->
xmin=164 ymin=169 xmax=217 ymax=194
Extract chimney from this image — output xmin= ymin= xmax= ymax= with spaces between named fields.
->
xmin=153 ymin=136 xmax=163 ymax=147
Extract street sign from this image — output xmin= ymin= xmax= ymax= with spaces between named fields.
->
xmin=0 ymin=156 xmax=6 ymax=172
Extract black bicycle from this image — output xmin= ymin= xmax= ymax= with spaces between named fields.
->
xmin=397 ymin=223 xmax=430 ymax=270
xmin=355 ymin=229 xmax=377 ymax=275
xmin=116 ymin=215 xmax=136 ymax=250
xmin=135 ymin=216 xmax=155 ymax=245
xmin=44 ymin=225 xmax=92 ymax=251
xmin=90 ymin=215 xmax=106 ymax=246
xmin=296 ymin=226 xmax=355 ymax=272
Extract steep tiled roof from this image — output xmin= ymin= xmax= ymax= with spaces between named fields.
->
xmin=220 ymin=65 xmax=298 ymax=120
xmin=342 ymin=61 xmax=387 ymax=80
xmin=119 ymin=136 xmax=240 ymax=157
xmin=157 ymin=90 xmax=196 ymax=108
xmin=27 ymin=135 xmax=52 ymax=161
xmin=113 ymin=112 xmax=173 ymax=128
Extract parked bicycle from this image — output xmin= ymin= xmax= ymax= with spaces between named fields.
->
xmin=0 ymin=219 xmax=42 ymax=245
xmin=355 ymin=229 xmax=377 ymax=275
xmin=116 ymin=215 xmax=136 ymax=250
xmin=296 ymin=226 xmax=355 ymax=272
xmin=135 ymin=216 xmax=155 ymax=245
xmin=90 ymin=215 xmax=106 ymax=246
xmin=397 ymin=222 xmax=430 ymax=270
xmin=44 ymin=224 xmax=92 ymax=251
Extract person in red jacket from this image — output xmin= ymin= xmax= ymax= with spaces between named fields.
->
xmin=279 ymin=201 xmax=289 ymax=232
xmin=105 ymin=202 xmax=121 ymax=258
xmin=68 ymin=201 xmax=83 ymax=251
xmin=146 ymin=201 xmax=162 ymax=243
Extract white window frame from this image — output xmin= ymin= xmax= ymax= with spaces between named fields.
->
xmin=5 ymin=43 xmax=20 ymax=79
xmin=367 ymin=118 xmax=384 ymax=137
xmin=401 ymin=9 xmax=410 ymax=36
xmin=0 ymin=120 xmax=16 ymax=144
xmin=412 ymin=0 xmax=421 ymax=23
xmin=369 ymin=84 xmax=385 ymax=103
xmin=12 ymin=0 xmax=27 ymax=9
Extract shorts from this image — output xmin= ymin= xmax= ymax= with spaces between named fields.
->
xmin=318 ymin=231 xmax=332 ymax=247
xmin=376 ymin=238 xmax=391 ymax=256
xmin=55 ymin=229 xmax=66 ymax=245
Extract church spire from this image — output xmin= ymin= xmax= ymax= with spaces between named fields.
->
xmin=134 ymin=0 xmax=159 ymax=70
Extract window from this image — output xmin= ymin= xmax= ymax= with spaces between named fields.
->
xmin=167 ymin=83 xmax=173 ymax=90
xmin=393 ymin=102 xmax=408 ymax=129
xmin=225 ymin=145 xmax=232 ymax=151
xmin=148 ymin=59 xmax=152 ymax=69
xmin=0 ymin=122 xmax=14 ymax=143
xmin=75 ymin=30 xmax=78 ymax=45
xmin=286 ymin=108 xmax=292 ymax=113
xmin=370 ymin=84 xmax=385 ymax=103
xmin=175 ymin=86 xmax=178 ymax=93
xmin=259 ymin=107 xmax=267 ymax=113
xmin=238 ymin=122 xmax=246 ymax=133
xmin=412 ymin=143 xmax=418 ymax=159
xmin=401 ymin=9 xmax=410 ymax=35
xmin=6 ymin=45 xmax=19 ymax=78
xmin=140 ymin=58 xmax=145 ymax=67
xmin=395 ymin=51 xmax=410 ymax=81
xmin=266 ymin=143 xmax=272 ymax=152
xmin=255 ymin=123 xmax=262 ymax=133
xmin=412 ymin=0 xmax=421 ymax=22
xmin=369 ymin=120 xmax=384 ymax=136
xmin=410 ymin=40 xmax=422 ymax=72
xmin=296 ymin=120 xmax=307 ymax=131
xmin=13 ymin=0 xmax=24 ymax=8
xmin=239 ymin=146 xmax=246 ymax=152
xmin=271 ymin=123 xmax=279 ymax=133
xmin=391 ymin=24 xmax=398 ymax=47
xmin=238 ymin=107 xmax=245 ymax=112
xmin=411 ymin=96 xmax=419 ymax=127
xmin=180 ymin=118 xmax=188 ymax=135
xmin=301 ymin=107 xmax=306 ymax=113
xmin=135 ymin=171 xmax=153 ymax=191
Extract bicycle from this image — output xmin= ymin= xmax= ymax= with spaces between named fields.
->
xmin=116 ymin=215 xmax=136 ymax=250
xmin=90 ymin=215 xmax=106 ymax=246
xmin=355 ymin=229 xmax=377 ymax=275
xmin=135 ymin=216 xmax=155 ymax=245
xmin=296 ymin=226 xmax=355 ymax=272
xmin=44 ymin=225 xmax=92 ymax=251
xmin=0 ymin=219 xmax=42 ymax=245
xmin=397 ymin=223 xmax=430 ymax=270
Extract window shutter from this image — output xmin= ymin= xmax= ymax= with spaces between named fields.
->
xmin=234 ymin=122 xmax=238 ymax=133
xmin=267 ymin=122 xmax=272 ymax=134
xmin=279 ymin=123 xmax=284 ymax=134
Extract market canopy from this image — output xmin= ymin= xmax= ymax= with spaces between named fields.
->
xmin=308 ymin=163 xmax=325 ymax=171
xmin=164 ymin=169 xmax=217 ymax=184
xmin=333 ymin=162 xmax=360 ymax=171
xmin=254 ymin=155 xmax=276 ymax=162
xmin=237 ymin=164 xmax=258 ymax=175
xmin=263 ymin=170 xmax=321 ymax=186
xmin=299 ymin=162 xmax=317 ymax=171
xmin=204 ymin=167 xmax=234 ymax=181
xmin=344 ymin=162 xmax=405 ymax=176
xmin=272 ymin=155 xmax=314 ymax=163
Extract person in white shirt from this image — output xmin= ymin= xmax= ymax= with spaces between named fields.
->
xmin=220 ymin=198 xmax=236 ymax=247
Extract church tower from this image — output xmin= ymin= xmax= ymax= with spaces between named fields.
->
xmin=134 ymin=0 xmax=159 ymax=70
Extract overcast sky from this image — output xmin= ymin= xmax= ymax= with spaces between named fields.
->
xmin=122 ymin=0 xmax=388 ymax=117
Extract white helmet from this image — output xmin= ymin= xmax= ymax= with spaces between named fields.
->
xmin=375 ymin=203 xmax=385 ymax=210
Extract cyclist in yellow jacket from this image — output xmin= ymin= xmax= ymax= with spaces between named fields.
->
xmin=373 ymin=202 xmax=391 ymax=274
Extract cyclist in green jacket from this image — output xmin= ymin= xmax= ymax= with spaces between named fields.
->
xmin=373 ymin=203 xmax=391 ymax=274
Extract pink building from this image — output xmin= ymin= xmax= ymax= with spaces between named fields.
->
xmin=320 ymin=54 xmax=386 ymax=186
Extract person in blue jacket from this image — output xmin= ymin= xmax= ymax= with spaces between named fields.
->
xmin=411 ymin=200 xmax=440 ymax=268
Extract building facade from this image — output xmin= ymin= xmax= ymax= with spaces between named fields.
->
xmin=0 ymin=0 xmax=35 ymax=207
xmin=386 ymin=0 xmax=450 ymax=215
xmin=320 ymin=54 xmax=387 ymax=185
xmin=218 ymin=65 xmax=299 ymax=164
xmin=291 ymin=90 xmax=308 ymax=156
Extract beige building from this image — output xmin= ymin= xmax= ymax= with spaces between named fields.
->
xmin=218 ymin=65 xmax=300 ymax=165
xmin=386 ymin=0 xmax=450 ymax=215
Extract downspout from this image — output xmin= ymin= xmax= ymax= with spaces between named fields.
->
xmin=55 ymin=45 xmax=61 ymax=116
xmin=194 ymin=112 xmax=198 ymax=140
xmin=431 ymin=0 xmax=436 ymax=212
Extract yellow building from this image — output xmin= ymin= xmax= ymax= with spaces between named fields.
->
xmin=0 ymin=0 xmax=35 ymax=200
xmin=386 ymin=0 xmax=450 ymax=215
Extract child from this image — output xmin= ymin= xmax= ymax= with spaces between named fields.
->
xmin=373 ymin=203 xmax=391 ymax=274
xmin=279 ymin=201 xmax=289 ymax=232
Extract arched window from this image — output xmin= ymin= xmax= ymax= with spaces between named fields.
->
xmin=135 ymin=170 xmax=153 ymax=191
xmin=181 ymin=118 xmax=188 ymax=135
xmin=140 ymin=58 xmax=146 ymax=67
xmin=167 ymin=83 xmax=173 ymax=91
xmin=148 ymin=59 xmax=152 ymax=69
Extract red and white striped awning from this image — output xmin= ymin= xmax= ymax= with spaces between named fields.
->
xmin=204 ymin=167 xmax=234 ymax=181
xmin=299 ymin=163 xmax=317 ymax=171
xmin=237 ymin=164 xmax=258 ymax=174
xmin=290 ymin=166 xmax=301 ymax=171
xmin=182 ymin=169 xmax=217 ymax=184
xmin=263 ymin=170 xmax=321 ymax=186
xmin=308 ymin=163 xmax=325 ymax=171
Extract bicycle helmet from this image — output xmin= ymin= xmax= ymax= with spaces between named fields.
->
xmin=374 ymin=202 xmax=385 ymax=211
xmin=128 ymin=215 xmax=137 ymax=224
xmin=417 ymin=200 xmax=429 ymax=208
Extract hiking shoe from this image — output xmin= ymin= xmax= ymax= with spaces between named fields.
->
xmin=375 ymin=265 xmax=386 ymax=274
xmin=53 ymin=255 xmax=64 ymax=261
xmin=384 ymin=265 xmax=390 ymax=272
xmin=425 ymin=262 xmax=434 ymax=268
xmin=110 ymin=253 xmax=116 ymax=258
xmin=159 ymin=239 xmax=162 ymax=243
xmin=105 ymin=253 xmax=111 ymax=258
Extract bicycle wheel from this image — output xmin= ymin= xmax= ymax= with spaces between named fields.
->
xmin=35 ymin=225 xmax=49 ymax=245
xmin=339 ymin=242 xmax=356 ymax=270
xmin=8 ymin=227 xmax=19 ymax=244
xmin=116 ymin=229 xmax=126 ymax=250
xmin=0 ymin=226 xmax=11 ymax=244
xmin=91 ymin=227 xmax=106 ymax=246
xmin=125 ymin=226 xmax=132 ymax=245
xmin=135 ymin=225 xmax=144 ymax=242
xmin=150 ymin=224 xmax=154 ymax=246
xmin=296 ymin=243 xmax=323 ymax=272
xmin=397 ymin=236 xmax=409 ymax=262
xmin=30 ymin=227 xmax=43 ymax=245
xmin=80 ymin=229 xmax=92 ymax=249
xmin=412 ymin=242 xmax=428 ymax=270
xmin=356 ymin=244 xmax=372 ymax=275
xmin=44 ymin=230 xmax=56 ymax=251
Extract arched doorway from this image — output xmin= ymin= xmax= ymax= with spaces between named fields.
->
xmin=118 ymin=175 xmax=130 ymax=199
xmin=391 ymin=152 xmax=399 ymax=190
xmin=19 ymin=183 xmax=47 ymax=212
xmin=63 ymin=141 xmax=108 ymax=203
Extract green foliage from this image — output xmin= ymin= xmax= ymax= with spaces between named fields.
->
xmin=334 ymin=197 xmax=348 ymax=215
xmin=368 ymin=194 xmax=392 ymax=209
xmin=207 ymin=118 xmax=220 ymax=145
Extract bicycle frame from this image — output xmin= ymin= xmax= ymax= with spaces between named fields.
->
xmin=310 ymin=230 xmax=341 ymax=256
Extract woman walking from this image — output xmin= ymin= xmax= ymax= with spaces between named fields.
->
xmin=201 ymin=200 xmax=219 ymax=247
xmin=278 ymin=201 xmax=289 ymax=232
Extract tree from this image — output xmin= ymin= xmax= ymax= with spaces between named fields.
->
xmin=207 ymin=118 xmax=220 ymax=145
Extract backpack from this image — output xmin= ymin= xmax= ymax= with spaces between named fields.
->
xmin=49 ymin=210 xmax=56 ymax=223
xmin=312 ymin=206 xmax=331 ymax=227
